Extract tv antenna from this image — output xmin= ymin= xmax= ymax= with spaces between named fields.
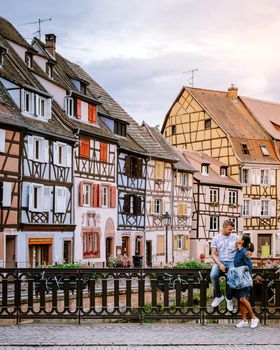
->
xmin=183 ymin=68 xmax=199 ymax=87
xmin=18 ymin=18 xmax=52 ymax=40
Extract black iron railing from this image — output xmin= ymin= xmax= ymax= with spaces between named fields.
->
xmin=0 ymin=268 xmax=279 ymax=324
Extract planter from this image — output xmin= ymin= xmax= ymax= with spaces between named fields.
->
xmin=133 ymin=255 xmax=143 ymax=268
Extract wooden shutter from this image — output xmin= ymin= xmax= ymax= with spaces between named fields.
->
xmin=270 ymin=169 xmax=276 ymax=186
xmin=80 ymin=139 xmax=90 ymax=158
xmin=178 ymin=202 xmax=184 ymax=216
xmin=88 ymin=104 xmax=96 ymax=124
xmin=125 ymin=155 xmax=131 ymax=176
xmin=255 ymin=169 xmax=261 ymax=184
xmin=76 ymin=99 xmax=82 ymax=119
xmin=100 ymin=142 xmax=107 ymax=162
xmin=43 ymin=186 xmax=52 ymax=212
xmin=270 ymin=200 xmax=276 ymax=217
xmin=27 ymin=136 xmax=34 ymax=159
xmin=134 ymin=196 xmax=142 ymax=215
xmin=176 ymin=173 xmax=181 ymax=186
xmin=109 ymin=186 xmax=116 ymax=208
xmin=188 ymin=173 xmax=192 ymax=187
xmin=28 ymin=184 xmax=34 ymax=210
xmin=79 ymin=181 xmax=84 ymax=206
xmin=157 ymin=235 xmax=165 ymax=255
xmin=174 ymin=235 xmax=178 ymax=250
xmin=0 ymin=129 xmax=5 ymax=153
xmin=155 ymin=161 xmax=164 ymax=180
xmin=162 ymin=200 xmax=166 ymax=215
xmin=123 ymin=194 xmax=130 ymax=214
xmin=251 ymin=169 xmax=256 ymax=185
xmin=66 ymin=145 xmax=72 ymax=167
xmin=55 ymin=186 xmax=66 ymax=213
xmin=184 ymin=235 xmax=190 ymax=250
xmin=53 ymin=142 xmax=58 ymax=165
xmin=150 ymin=198 xmax=155 ymax=214
xmin=92 ymin=184 xmax=100 ymax=207
xmin=2 ymin=182 xmax=12 ymax=207
xmin=136 ymin=158 xmax=143 ymax=178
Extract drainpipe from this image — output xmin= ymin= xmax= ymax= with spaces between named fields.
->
xmin=171 ymin=170 xmax=175 ymax=264
xmin=72 ymin=128 xmax=80 ymax=263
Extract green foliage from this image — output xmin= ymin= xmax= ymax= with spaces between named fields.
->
xmin=175 ymin=260 xmax=211 ymax=269
xmin=49 ymin=263 xmax=81 ymax=269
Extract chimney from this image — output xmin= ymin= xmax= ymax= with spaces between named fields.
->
xmin=228 ymin=84 xmax=238 ymax=100
xmin=45 ymin=34 xmax=56 ymax=58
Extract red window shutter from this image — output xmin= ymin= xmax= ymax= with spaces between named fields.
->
xmin=110 ymin=186 xmax=116 ymax=208
xmin=79 ymin=181 xmax=84 ymax=206
xmin=88 ymin=104 xmax=96 ymax=124
xmin=92 ymin=184 xmax=99 ymax=207
xmin=100 ymin=142 xmax=107 ymax=162
xmin=76 ymin=99 xmax=82 ymax=119
xmin=80 ymin=139 xmax=90 ymax=158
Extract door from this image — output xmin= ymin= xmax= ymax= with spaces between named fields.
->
xmin=29 ymin=244 xmax=51 ymax=267
xmin=63 ymin=240 xmax=72 ymax=263
xmin=122 ymin=237 xmax=130 ymax=257
xmin=6 ymin=236 xmax=16 ymax=268
xmin=146 ymin=241 xmax=152 ymax=267
xmin=106 ymin=237 xmax=113 ymax=261
xmin=257 ymin=234 xmax=272 ymax=257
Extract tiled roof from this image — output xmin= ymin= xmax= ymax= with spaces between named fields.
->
xmin=0 ymin=17 xmax=31 ymax=48
xmin=179 ymin=149 xmax=241 ymax=187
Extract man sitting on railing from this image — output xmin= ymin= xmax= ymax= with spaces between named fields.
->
xmin=210 ymin=220 xmax=254 ymax=311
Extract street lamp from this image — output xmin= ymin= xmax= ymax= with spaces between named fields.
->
xmin=162 ymin=211 xmax=171 ymax=264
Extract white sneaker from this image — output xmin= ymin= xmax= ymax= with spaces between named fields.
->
xmin=250 ymin=317 xmax=259 ymax=328
xmin=211 ymin=295 xmax=224 ymax=307
xmin=226 ymin=298 xmax=233 ymax=312
xmin=236 ymin=320 xmax=249 ymax=328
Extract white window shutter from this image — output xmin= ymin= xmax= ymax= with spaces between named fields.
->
xmin=251 ymin=169 xmax=256 ymax=185
xmin=256 ymin=169 xmax=261 ymax=185
xmin=0 ymin=129 xmax=5 ymax=153
xmin=28 ymin=184 xmax=34 ymax=210
xmin=2 ymin=182 xmax=12 ymax=207
xmin=27 ymin=136 xmax=34 ymax=160
xmin=66 ymin=145 xmax=72 ymax=167
xmin=270 ymin=170 xmax=276 ymax=186
xmin=55 ymin=186 xmax=67 ymax=213
xmin=44 ymin=186 xmax=52 ymax=211
xmin=53 ymin=142 xmax=58 ymax=165
xmin=21 ymin=89 xmax=25 ymax=110
xmin=44 ymin=140 xmax=49 ymax=163
xmin=162 ymin=200 xmax=166 ymax=215
xmin=270 ymin=200 xmax=276 ymax=217
xmin=176 ymin=173 xmax=181 ymax=186
xmin=35 ymin=94 xmax=39 ymax=116
xmin=187 ymin=202 xmax=192 ymax=216
xmin=47 ymin=99 xmax=52 ymax=119
xmin=256 ymin=200 xmax=261 ymax=216
xmin=150 ymin=199 xmax=154 ymax=214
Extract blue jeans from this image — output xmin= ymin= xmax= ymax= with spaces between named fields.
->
xmin=210 ymin=260 xmax=234 ymax=299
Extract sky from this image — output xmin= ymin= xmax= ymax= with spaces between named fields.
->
xmin=1 ymin=0 xmax=280 ymax=127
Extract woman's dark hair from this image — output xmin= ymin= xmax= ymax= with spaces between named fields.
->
xmin=242 ymin=234 xmax=251 ymax=249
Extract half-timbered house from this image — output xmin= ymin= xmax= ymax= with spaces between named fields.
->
xmin=0 ymin=18 xmax=76 ymax=267
xmin=162 ymin=86 xmax=280 ymax=257
xmin=178 ymin=149 xmax=242 ymax=260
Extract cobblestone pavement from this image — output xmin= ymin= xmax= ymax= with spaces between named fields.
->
xmin=0 ymin=323 xmax=279 ymax=349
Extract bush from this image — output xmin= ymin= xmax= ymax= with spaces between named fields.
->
xmin=175 ymin=260 xmax=211 ymax=269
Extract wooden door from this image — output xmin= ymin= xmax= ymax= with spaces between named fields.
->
xmin=146 ymin=241 xmax=152 ymax=267
xmin=106 ymin=237 xmax=113 ymax=261
xmin=257 ymin=234 xmax=272 ymax=257
xmin=29 ymin=244 xmax=51 ymax=267
xmin=6 ymin=236 xmax=16 ymax=268
xmin=63 ymin=240 xmax=72 ymax=263
xmin=122 ymin=237 xmax=130 ymax=257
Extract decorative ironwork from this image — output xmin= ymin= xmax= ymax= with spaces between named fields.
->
xmin=0 ymin=268 xmax=279 ymax=324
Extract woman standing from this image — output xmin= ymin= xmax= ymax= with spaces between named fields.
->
xmin=233 ymin=235 xmax=259 ymax=328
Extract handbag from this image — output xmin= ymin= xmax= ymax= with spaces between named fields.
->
xmin=227 ymin=266 xmax=253 ymax=289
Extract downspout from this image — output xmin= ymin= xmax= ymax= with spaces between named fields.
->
xmin=72 ymin=128 xmax=80 ymax=263
xmin=171 ymin=170 xmax=175 ymax=264
xmin=196 ymin=179 xmax=200 ymax=240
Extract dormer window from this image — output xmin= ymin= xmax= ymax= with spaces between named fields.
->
xmin=22 ymin=90 xmax=34 ymax=115
xmin=35 ymin=95 xmax=51 ymax=119
xmin=220 ymin=166 xmax=228 ymax=177
xmin=46 ymin=63 xmax=53 ymax=78
xmin=115 ymin=121 xmax=127 ymax=137
xmin=0 ymin=46 xmax=7 ymax=67
xmin=241 ymin=143 xmax=250 ymax=155
xmin=80 ymin=82 xmax=86 ymax=95
xmin=260 ymin=144 xmax=269 ymax=156
xmin=25 ymin=52 xmax=33 ymax=68
xmin=201 ymin=163 xmax=209 ymax=175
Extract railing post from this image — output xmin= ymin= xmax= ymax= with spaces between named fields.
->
xmin=78 ymin=268 xmax=81 ymax=325
xmin=15 ymin=267 xmax=20 ymax=324
xmin=139 ymin=268 xmax=144 ymax=324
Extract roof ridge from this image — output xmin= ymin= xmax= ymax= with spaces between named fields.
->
xmin=185 ymin=86 xmax=228 ymax=94
xmin=241 ymin=95 xmax=280 ymax=107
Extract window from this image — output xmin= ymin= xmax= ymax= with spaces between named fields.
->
xmin=125 ymin=156 xmax=143 ymax=178
xmin=205 ymin=119 xmax=211 ymax=129
xmin=80 ymin=139 xmax=90 ymax=158
xmin=201 ymin=164 xmax=209 ymax=175
xmin=80 ymin=82 xmax=87 ymax=95
xmin=260 ymin=144 xmax=269 ymax=156
xmin=100 ymin=142 xmax=108 ymax=162
xmin=229 ymin=191 xmax=237 ymax=204
xmin=46 ymin=63 xmax=53 ymax=78
xmin=53 ymin=142 xmax=71 ymax=167
xmin=88 ymin=104 xmax=97 ymax=124
xmin=229 ymin=218 xmax=237 ymax=232
xmin=65 ymin=97 xmax=74 ymax=117
xmin=0 ymin=129 xmax=5 ymax=153
xmin=242 ymin=169 xmax=249 ymax=184
xmin=181 ymin=173 xmax=189 ymax=187
xmin=29 ymin=184 xmax=44 ymax=212
xmin=171 ymin=125 xmax=176 ymax=135
xmin=83 ymin=184 xmax=91 ymax=206
xmin=220 ymin=166 xmax=228 ymax=177
xmin=101 ymin=186 xmax=108 ymax=207
xmin=36 ymin=96 xmax=51 ymax=119
xmin=155 ymin=161 xmax=164 ymax=180
xmin=114 ymin=121 xmax=127 ymax=137
xmin=25 ymin=52 xmax=33 ymax=68
xmin=241 ymin=143 xmax=250 ymax=155
xmin=82 ymin=232 xmax=99 ymax=257
xmin=1 ymin=181 xmax=12 ymax=207
xmin=178 ymin=202 xmax=187 ymax=216
xmin=210 ymin=216 xmax=219 ymax=231
xmin=22 ymin=91 xmax=34 ymax=114
xmin=124 ymin=194 xmax=141 ymax=215
xmin=261 ymin=200 xmax=269 ymax=216
xmin=210 ymin=188 xmax=219 ymax=203
xmin=154 ymin=199 xmax=162 ymax=215
xmin=243 ymin=200 xmax=250 ymax=217
xmin=260 ymin=170 xmax=269 ymax=185
xmin=177 ymin=236 xmax=183 ymax=250
xmin=129 ymin=195 xmax=134 ymax=214
xmin=27 ymin=136 xmax=47 ymax=162
xmin=0 ymin=47 xmax=7 ymax=67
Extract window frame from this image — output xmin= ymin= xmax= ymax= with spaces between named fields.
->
xmin=229 ymin=190 xmax=238 ymax=205
xmin=260 ymin=144 xmax=269 ymax=156
xmin=261 ymin=199 xmax=269 ymax=217
xmin=260 ymin=169 xmax=269 ymax=185
xmin=229 ymin=217 xmax=237 ymax=232
xmin=22 ymin=90 xmax=34 ymax=114
xmin=204 ymin=119 xmax=211 ymax=129
xmin=46 ymin=63 xmax=53 ymax=78
xmin=177 ymin=235 xmax=183 ymax=250
xmin=101 ymin=186 xmax=109 ymax=208
xmin=154 ymin=198 xmax=162 ymax=215
xmin=220 ymin=167 xmax=228 ymax=177
xmin=210 ymin=216 xmax=219 ymax=231
xmin=242 ymin=169 xmax=249 ymax=184
xmin=241 ymin=143 xmax=250 ymax=155
xmin=243 ymin=200 xmax=251 ymax=217
xmin=210 ymin=188 xmax=219 ymax=203
xmin=82 ymin=183 xmax=91 ymax=207
xmin=201 ymin=164 xmax=209 ymax=175
xmin=65 ymin=97 xmax=74 ymax=117
xmin=171 ymin=125 xmax=176 ymax=135
xmin=25 ymin=52 xmax=33 ymax=68
xmin=181 ymin=173 xmax=188 ymax=187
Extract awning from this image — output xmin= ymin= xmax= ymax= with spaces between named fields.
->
xmin=28 ymin=238 xmax=53 ymax=245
